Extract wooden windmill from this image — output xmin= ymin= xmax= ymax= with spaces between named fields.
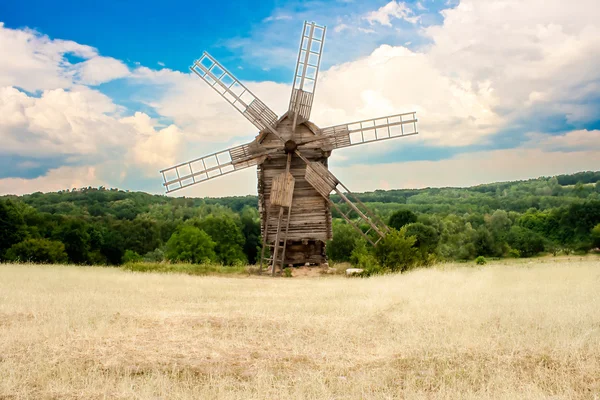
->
xmin=160 ymin=21 xmax=419 ymax=274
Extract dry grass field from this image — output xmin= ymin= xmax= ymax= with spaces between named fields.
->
xmin=1 ymin=259 xmax=599 ymax=399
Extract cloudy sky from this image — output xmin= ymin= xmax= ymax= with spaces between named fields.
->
xmin=1 ymin=0 xmax=599 ymax=197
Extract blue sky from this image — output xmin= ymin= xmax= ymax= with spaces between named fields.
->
xmin=0 ymin=0 xmax=599 ymax=196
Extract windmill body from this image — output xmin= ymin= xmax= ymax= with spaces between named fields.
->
xmin=160 ymin=21 xmax=419 ymax=273
xmin=257 ymin=113 xmax=332 ymax=265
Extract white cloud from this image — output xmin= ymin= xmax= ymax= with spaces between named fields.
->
xmin=73 ymin=56 xmax=130 ymax=85
xmin=263 ymin=15 xmax=293 ymax=23
xmin=424 ymin=0 xmax=600 ymax=124
xmin=0 ymin=22 xmax=129 ymax=92
xmin=334 ymin=24 xmax=350 ymax=33
xmin=0 ymin=86 xmax=125 ymax=157
xmin=331 ymin=145 xmax=600 ymax=192
xmin=121 ymin=112 xmax=184 ymax=175
xmin=0 ymin=166 xmax=105 ymax=195
xmin=2 ymin=0 xmax=600 ymax=196
xmin=525 ymin=130 xmax=600 ymax=152
xmin=364 ymin=1 xmax=419 ymax=26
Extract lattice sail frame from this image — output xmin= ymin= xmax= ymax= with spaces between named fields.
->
xmin=288 ymin=22 xmax=326 ymax=122
xmin=160 ymin=143 xmax=278 ymax=193
xmin=191 ymin=52 xmax=279 ymax=132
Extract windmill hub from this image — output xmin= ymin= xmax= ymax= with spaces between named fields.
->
xmin=159 ymin=20 xmax=419 ymax=275
xmin=284 ymin=139 xmax=298 ymax=154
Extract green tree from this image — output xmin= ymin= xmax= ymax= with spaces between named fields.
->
xmin=327 ymin=223 xmax=364 ymax=262
xmin=123 ymin=250 xmax=143 ymax=263
xmin=507 ymin=226 xmax=545 ymax=257
xmin=591 ymin=224 xmax=600 ymax=249
xmin=388 ymin=209 xmax=417 ymax=230
xmin=5 ymin=238 xmax=68 ymax=263
xmin=194 ymin=215 xmax=247 ymax=265
xmin=240 ymin=207 xmax=261 ymax=264
xmin=374 ymin=228 xmax=418 ymax=272
xmin=165 ymin=226 xmax=216 ymax=264
xmin=0 ymin=199 xmax=27 ymax=258
xmin=52 ymin=219 xmax=90 ymax=264
xmin=404 ymin=222 xmax=439 ymax=255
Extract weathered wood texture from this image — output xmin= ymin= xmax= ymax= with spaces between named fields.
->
xmin=270 ymin=172 xmax=295 ymax=208
xmin=258 ymin=116 xmax=332 ymax=265
xmin=305 ymin=161 xmax=338 ymax=198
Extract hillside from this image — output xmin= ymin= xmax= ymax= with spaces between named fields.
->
xmin=1 ymin=171 xmax=600 ymax=267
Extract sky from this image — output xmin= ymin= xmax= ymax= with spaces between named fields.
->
xmin=0 ymin=0 xmax=599 ymax=197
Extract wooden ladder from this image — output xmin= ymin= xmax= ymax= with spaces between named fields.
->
xmin=259 ymin=204 xmax=292 ymax=275
xmin=259 ymin=153 xmax=295 ymax=276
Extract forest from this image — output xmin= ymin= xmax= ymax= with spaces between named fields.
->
xmin=1 ymin=170 xmax=600 ymax=272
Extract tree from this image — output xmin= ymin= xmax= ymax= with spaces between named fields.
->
xmin=52 ymin=219 xmax=90 ymax=264
xmin=327 ymin=223 xmax=364 ymax=262
xmin=404 ymin=222 xmax=439 ymax=255
xmin=0 ymin=199 xmax=27 ymax=258
xmin=165 ymin=226 xmax=216 ymax=264
xmin=374 ymin=228 xmax=418 ymax=272
xmin=5 ymin=238 xmax=68 ymax=263
xmin=388 ymin=209 xmax=417 ymax=230
xmin=591 ymin=224 xmax=600 ymax=249
xmin=507 ymin=226 xmax=545 ymax=257
xmin=195 ymin=215 xmax=247 ymax=265
xmin=240 ymin=207 xmax=261 ymax=264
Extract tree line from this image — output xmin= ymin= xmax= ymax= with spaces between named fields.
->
xmin=1 ymin=171 xmax=599 ymax=269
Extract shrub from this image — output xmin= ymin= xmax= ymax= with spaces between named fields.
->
xmin=374 ymin=228 xmax=418 ymax=273
xmin=388 ymin=209 xmax=417 ymax=231
xmin=475 ymin=256 xmax=487 ymax=265
xmin=283 ymin=267 xmax=293 ymax=278
xmin=193 ymin=215 xmax=247 ymax=265
xmin=327 ymin=223 xmax=364 ymax=262
xmin=591 ymin=223 xmax=600 ymax=249
xmin=165 ymin=226 xmax=216 ymax=264
xmin=5 ymin=238 xmax=68 ymax=264
xmin=123 ymin=250 xmax=142 ymax=263
xmin=507 ymin=248 xmax=521 ymax=258
xmin=507 ymin=226 xmax=545 ymax=257
xmin=143 ymin=248 xmax=165 ymax=262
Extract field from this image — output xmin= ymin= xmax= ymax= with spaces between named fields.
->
xmin=1 ymin=259 xmax=599 ymax=399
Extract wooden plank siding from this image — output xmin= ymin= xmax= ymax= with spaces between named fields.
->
xmin=258 ymin=115 xmax=332 ymax=265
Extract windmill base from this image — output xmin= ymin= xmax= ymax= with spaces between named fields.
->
xmin=274 ymin=239 xmax=327 ymax=266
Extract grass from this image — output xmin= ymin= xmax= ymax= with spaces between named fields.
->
xmin=122 ymin=261 xmax=249 ymax=276
xmin=1 ymin=259 xmax=599 ymax=399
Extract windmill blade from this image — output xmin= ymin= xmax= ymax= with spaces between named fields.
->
xmin=294 ymin=150 xmax=389 ymax=246
xmin=191 ymin=52 xmax=279 ymax=133
xmin=289 ymin=21 xmax=326 ymax=124
xmin=299 ymin=112 xmax=418 ymax=150
xmin=160 ymin=142 xmax=280 ymax=193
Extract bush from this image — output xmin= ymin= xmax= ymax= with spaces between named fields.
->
xmin=349 ymin=240 xmax=378 ymax=269
xmin=193 ymin=215 xmax=247 ymax=265
xmin=591 ymin=223 xmax=600 ymax=249
xmin=374 ymin=228 xmax=418 ymax=273
xmin=507 ymin=248 xmax=521 ymax=258
xmin=507 ymin=226 xmax=545 ymax=257
xmin=388 ymin=209 xmax=417 ymax=230
xmin=165 ymin=226 xmax=217 ymax=264
xmin=143 ymin=248 xmax=165 ymax=262
xmin=5 ymin=238 xmax=68 ymax=264
xmin=122 ymin=250 xmax=142 ymax=263
xmin=327 ymin=223 xmax=364 ymax=263
xmin=475 ymin=256 xmax=487 ymax=265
